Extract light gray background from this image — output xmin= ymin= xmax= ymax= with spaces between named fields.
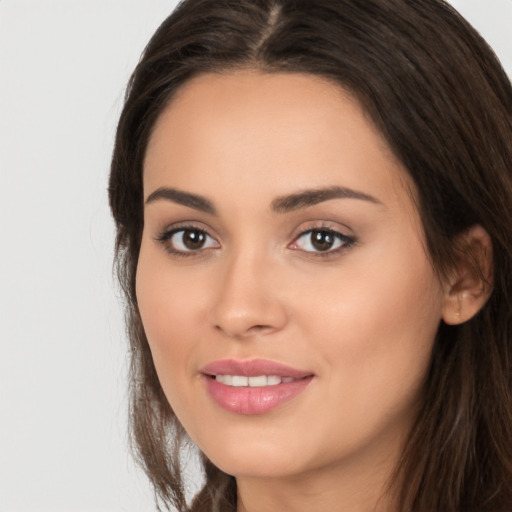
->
xmin=1 ymin=1 xmax=510 ymax=511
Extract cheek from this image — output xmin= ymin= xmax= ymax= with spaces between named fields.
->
xmin=295 ymin=242 xmax=443 ymax=426
xmin=135 ymin=243 xmax=202 ymax=403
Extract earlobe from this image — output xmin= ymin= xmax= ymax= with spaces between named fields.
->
xmin=442 ymin=225 xmax=493 ymax=325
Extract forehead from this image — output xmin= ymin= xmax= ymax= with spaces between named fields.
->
xmin=143 ymin=70 xmax=413 ymax=208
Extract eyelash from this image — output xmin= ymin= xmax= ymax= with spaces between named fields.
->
xmin=155 ymin=225 xmax=355 ymax=258
xmin=290 ymin=227 xmax=355 ymax=258
xmin=155 ymin=225 xmax=218 ymax=257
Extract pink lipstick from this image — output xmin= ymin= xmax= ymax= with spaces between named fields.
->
xmin=201 ymin=359 xmax=314 ymax=415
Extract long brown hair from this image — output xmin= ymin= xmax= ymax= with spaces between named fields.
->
xmin=109 ymin=1 xmax=512 ymax=510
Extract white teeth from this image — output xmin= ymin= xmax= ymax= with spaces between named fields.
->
xmin=232 ymin=376 xmax=249 ymax=387
xmin=214 ymin=375 xmax=295 ymax=387
xmin=248 ymin=375 xmax=267 ymax=387
xmin=267 ymin=375 xmax=281 ymax=386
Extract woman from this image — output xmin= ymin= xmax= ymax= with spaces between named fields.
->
xmin=109 ymin=0 xmax=512 ymax=510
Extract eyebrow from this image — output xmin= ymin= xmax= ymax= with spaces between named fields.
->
xmin=144 ymin=185 xmax=381 ymax=214
xmin=271 ymin=186 xmax=382 ymax=212
xmin=145 ymin=187 xmax=216 ymax=214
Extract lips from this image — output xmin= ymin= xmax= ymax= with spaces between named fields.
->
xmin=201 ymin=359 xmax=314 ymax=415
xmin=201 ymin=358 xmax=313 ymax=379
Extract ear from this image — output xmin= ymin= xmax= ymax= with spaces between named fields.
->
xmin=442 ymin=225 xmax=493 ymax=325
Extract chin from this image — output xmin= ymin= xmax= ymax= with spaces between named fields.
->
xmin=210 ymin=452 xmax=304 ymax=480
xmin=193 ymin=428 xmax=311 ymax=479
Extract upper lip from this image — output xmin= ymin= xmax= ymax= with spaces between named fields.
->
xmin=201 ymin=358 xmax=314 ymax=379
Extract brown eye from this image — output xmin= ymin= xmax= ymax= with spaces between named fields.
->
xmin=181 ymin=230 xmax=207 ymax=250
xmin=159 ymin=227 xmax=219 ymax=255
xmin=310 ymin=230 xmax=336 ymax=251
xmin=291 ymin=228 xmax=354 ymax=254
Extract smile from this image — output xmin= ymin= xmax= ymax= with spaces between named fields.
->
xmin=201 ymin=359 xmax=314 ymax=415
xmin=214 ymin=375 xmax=296 ymax=386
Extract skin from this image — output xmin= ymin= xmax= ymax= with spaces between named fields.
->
xmin=136 ymin=71 xmax=455 ymax=512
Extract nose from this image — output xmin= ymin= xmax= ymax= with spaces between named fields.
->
xmin=208 ymin=251 xmax=288 ymax=339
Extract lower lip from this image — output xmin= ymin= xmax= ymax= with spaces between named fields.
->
xmin=203 ymin=376 xmax=313 ymax=415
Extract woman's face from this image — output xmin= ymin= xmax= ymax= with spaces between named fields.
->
xmin=137 ymin=71 xmax=445 ymax=481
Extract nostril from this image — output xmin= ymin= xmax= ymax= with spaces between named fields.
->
xmin=248 ymin=324 xmax=273 ymax=332
xmin=214 ymin=322 xmax=277 ymax=338
xmin=245 ymin=324 xmax=277 ymax=336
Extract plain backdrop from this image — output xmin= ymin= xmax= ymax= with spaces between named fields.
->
xmin=0 ymin=1 xmax=510 ymax=511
